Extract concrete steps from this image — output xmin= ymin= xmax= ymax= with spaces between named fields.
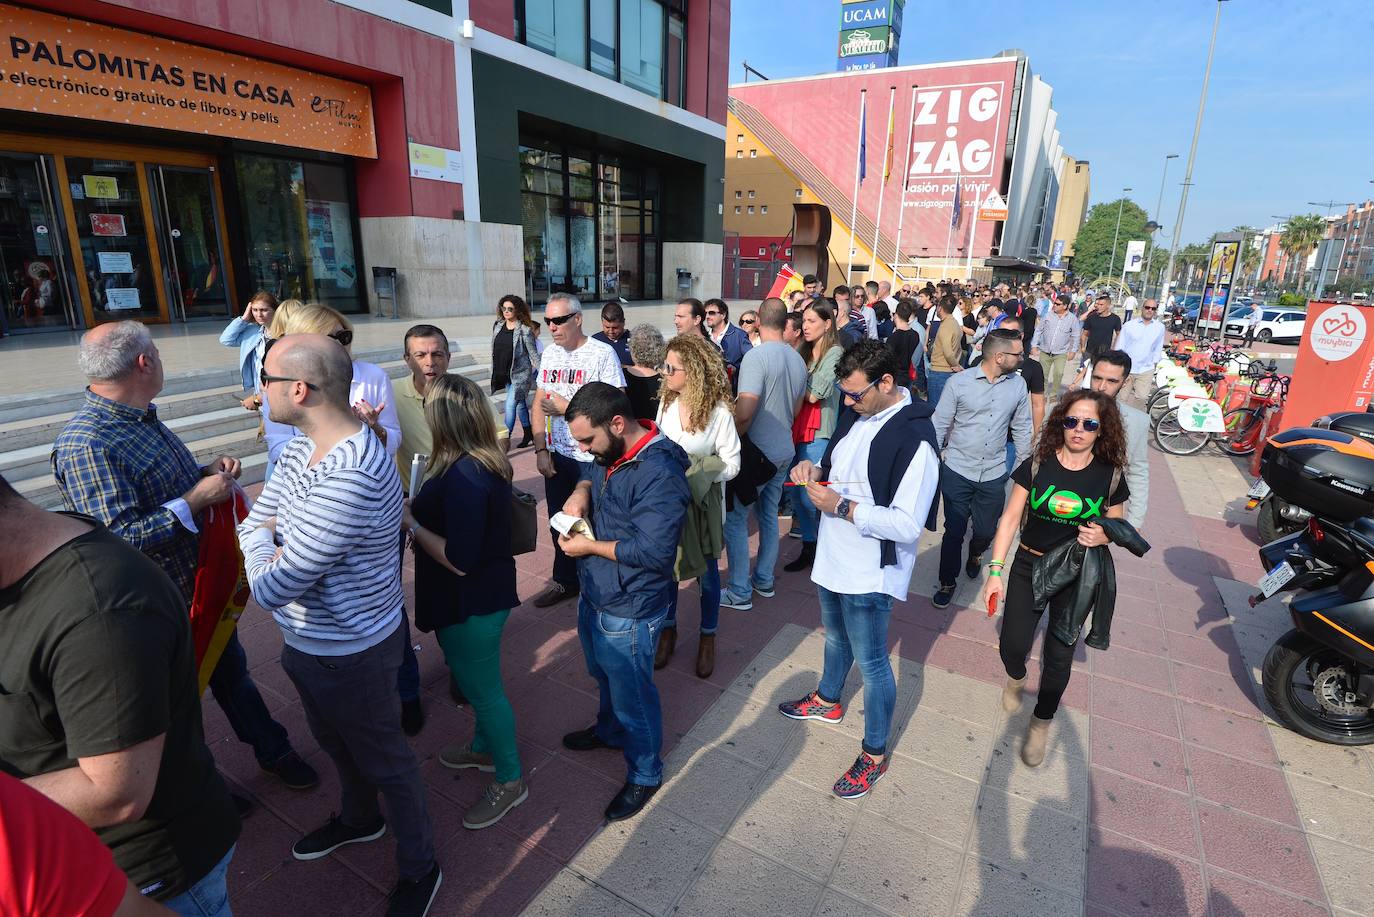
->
xmin=1 ymin=343 xmax=498 ymax=510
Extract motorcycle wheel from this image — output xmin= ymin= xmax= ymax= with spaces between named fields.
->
xmin=1263 ymin=630 xmax=1374 ymax=746
xmin=1153 ymin=407 xmax=1212 ymax=455
xmin=1256 ymin=497 xmax=1301 ymax=544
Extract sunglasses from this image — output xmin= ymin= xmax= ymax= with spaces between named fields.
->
xmin=658 ymin=362 xmax=684 ymax=376
xmin=544 ymin=313 xmax=576 ymax=327
xmin=260 ymin=368 xmax=319 ymax=391
xmin=740 ymin=318 xmax=756 ymax=325
xmin=329 ymin=328 xmax=353 ymax=347
xmin=1061 ymin=416 xmax=1101 ymax=432
xmin=835 ymin=378 xmax=879 ymax=402
xmin=705 ymin=310 xmax=722 ymax=316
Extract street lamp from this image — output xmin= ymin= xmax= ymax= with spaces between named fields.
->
xmin=1162 ymin=0 xmax=1227 ymax=310
xmin=1109 ymin=188 xmax=1133 ymax=289
xmin=1143 ymin=154 xmax=1179 ymax=299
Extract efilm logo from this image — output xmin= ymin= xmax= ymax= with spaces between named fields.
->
xmin=1030 ymin=485 xmax=1102 ymax=521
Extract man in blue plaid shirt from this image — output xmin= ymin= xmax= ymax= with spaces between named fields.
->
xmin=52 ymin=321 xmax=318 ymax=797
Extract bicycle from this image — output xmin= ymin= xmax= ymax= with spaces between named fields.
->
xmin=1152 ymin=371 xmax=1289 ymax=456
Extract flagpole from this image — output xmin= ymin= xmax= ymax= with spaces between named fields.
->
xmin=868 ymin=86 xmax=896 ymax=285
xmin=890 ymin=84 xmax=918 ymax=287
xmin=845 ymin=89 xmax=866 ymax=283
xmin=944 ymin=174 xmax=959 ymax=278
xmin=965 ymin=195 xmax=981 ymax=281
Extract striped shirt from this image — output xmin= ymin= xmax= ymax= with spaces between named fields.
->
xmin=237 ymin=426 xmax=403 ymax=656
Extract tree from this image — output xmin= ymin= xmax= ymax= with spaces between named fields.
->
xmin=1069 ymin=198 xmax=1157 ymax=284
xmin=1280 ymin=213 xmax=1327 ymax=293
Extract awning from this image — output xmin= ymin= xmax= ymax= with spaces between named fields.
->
xmin=983 ymin=256 xmax=1050 ymax=274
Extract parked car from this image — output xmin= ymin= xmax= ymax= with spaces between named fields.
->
xmin=1224 ymin=307 xmax=1307 ymax=343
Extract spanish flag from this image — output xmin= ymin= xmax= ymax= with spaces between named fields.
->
xmin=883 ymin=106 xmax=895 ymax=182
xmin=766 ymin=264 xmax=804 ymax=300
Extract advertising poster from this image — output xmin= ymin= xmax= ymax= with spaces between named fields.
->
xmin=836 ymin=0 xmax=902 ymax=71
xmin=1049 ymin=239 xmax=1065 ymax=269
xmin=98 ymin=251 xmax=134 ymax=274
xmin=89 ymin=213 xmax=126 ymax=236
xmin=1199 ymin=239 xmax=1240 ymax=329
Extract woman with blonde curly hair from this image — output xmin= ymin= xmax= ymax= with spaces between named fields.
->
xmin=653 ymin=333 xmax=741 ymax=677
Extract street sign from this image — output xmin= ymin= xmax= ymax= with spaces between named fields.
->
xmin=1124 ymin=240 xmax=1146 ymax=272
xmin=1049 ymin=239 xmax=1065 ymax=269
xmin=978 ymin=189 xmax=1007 ymax=221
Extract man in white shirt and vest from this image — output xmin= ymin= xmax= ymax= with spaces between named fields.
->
xmin=776 ymin=341 xmax=940 ymax=800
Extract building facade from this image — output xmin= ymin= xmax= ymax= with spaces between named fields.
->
xmin=1328 ymin=200 xmax=1374 ymax=287
xmin=723 ymin=50 xmax=1073 ymax=290
xmin=0 ymin=0 xmax=728 ymax=336
xmin=1048 ymin=155 xmax=1090 ymax=270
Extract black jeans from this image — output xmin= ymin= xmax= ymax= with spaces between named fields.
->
xmin=208 ymin=630 xmax=293 ymax=768
xmin=938 ymin=465 xmax=1007 ymax=587
xmin=546 ymin=451 xmax=585 ymax=589
xmin=998 ymin=551 xmax=1076 ymax=720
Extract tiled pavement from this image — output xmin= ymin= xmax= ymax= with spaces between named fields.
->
xmin=215 ymin=436 xmax=1369 ymax=916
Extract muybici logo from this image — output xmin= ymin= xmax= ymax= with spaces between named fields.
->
xmin=1310 ymin=305 xmax=1365 ymax=363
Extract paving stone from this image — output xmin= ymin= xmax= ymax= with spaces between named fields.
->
xmin=774 ymin=723 xmax=869 ymax=795
xmin=890 ymin=707 xmax=995 ymax=780
xmin=1289 ymin=773 xmax=1374 ymax=850
xmin=1307 ymin=835 xmax=1374 ymax=915
xmin=1170 ymin=660 xmax=1262 ymax=716
xmin=994 ymin=706 xmax=1090 ymax=762
xmin=968 ymin=786 xmax=1086 ymax=895
xmin=1091 ymin=643 xmax=1175 ymax=692
xmin=905 ymin=662 xmax=1002 ymax=728
xmin=1270 ymin=725 xmax=1374 ymax=798
xmin=985 ymin=740 xmax=1089 ymax=820
xmin=813 ymin=889 xmax=892 ymax=917
xmin=1205 ymin=869 xmax=1331 ymax=917
xmin=522 ymin=869 xmax=652 ymax=917
xmin=1089 ymin=767 xmax=1199 ymax=859
xmin=829 ymin=815 xmax=962 ymax=917
xmin=1186 ymin=746 xmax=1299 ymax=826
xmin=1090 ymin=717 xmax=1190 ymax=793
xmin=1085 ymin=827 xmax=1208 ymax=917
xmin=671 ymin=839 xmax=824 ymax=917
xmin=1196 ymin=803 xmax=1325 ymax=901
xmin=954 ymin=856 xmax=1083 ymax=917
xmin=725 ymin=654 xmax=828 ymax=708
xmin=1178 ymin=699 xmax=1281 ymax=765
xmin=1166 ymin=627 xmax=1246 ymax=674
xmin=566 ymin=806 xmax=718 ymax=914
xmin=685 ymin=691 xmax=795 ymax=768
xmin=1090 ymin=677 xmax=1180 ymax=737
xmin=865 ymin=756 xmax=980 ymax=846
xmin=725 ymin=775 xmax=854 ymax=882
xmin=757 ymin=622 xmax=823 ymax=661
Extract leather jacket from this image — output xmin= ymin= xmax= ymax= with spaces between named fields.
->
xmin=1031 ymin=518 xmax=1151 ymax=650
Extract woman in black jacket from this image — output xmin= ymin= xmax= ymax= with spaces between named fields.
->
xmin=980 ymin=390 xmax=1130 ymax=767
xmin=401 ymin=373 xmax=525 ymax=830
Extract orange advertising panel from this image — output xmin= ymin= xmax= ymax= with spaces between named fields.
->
xmin=1280 ymin=301 xmax=1374 ymax=433
xmin=0 ymin=4 xmax=377 ymax=158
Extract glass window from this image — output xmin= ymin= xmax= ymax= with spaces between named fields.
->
xmin=620 ymin=0 xmax=664 ymax=98
xmin=734 ymin=206 xmax=741 ymax=214
xmin=747 ymin=206 xmax=754 ymax=215
xmin=665 ymin=11 xmax=685 ymax=106
xmin=590 ymin=0 xmax=617 ymax=78
xmin=66 ymin=157 xmax=159 ymax=322
xmin=235 ymin=154 xmax=360 ymax=312
xmin=522 ymin=191 xmax=567 ymax=298
xmin=524 ymin=0 xmax=586 ymax=68
xmin=735 ymin=150 xmax=743 ymax=159
xmin=734 ymin=190 xmax=741 ymax=199
xmin=761 ymin=205 xmax=768 ymax=214
xmin=748 ymin=190 xmax=755 ymax=198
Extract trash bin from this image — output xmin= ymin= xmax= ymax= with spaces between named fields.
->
xmin=676 ymin=269 xmax=693 ymax=296
xmin=372 ymin=266 xmax=398 ymax=319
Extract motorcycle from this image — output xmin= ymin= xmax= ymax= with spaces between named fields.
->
xmin=1246 ymin=409 xmax=1374 ymax=543
xmin=1251 ymin=426 xmax=1374 ymax=744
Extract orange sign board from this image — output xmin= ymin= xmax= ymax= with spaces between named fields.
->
xmin=1280 ymin=301 xmax=1374 ymax=433
xmin=0 ymin=5 xmax=377 ymax=158
xmin=978 ymin=189 xmax=1007 ymax=221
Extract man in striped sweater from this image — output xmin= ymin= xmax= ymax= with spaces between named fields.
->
xmin=237 ymin=334 xmax=440 ymax=917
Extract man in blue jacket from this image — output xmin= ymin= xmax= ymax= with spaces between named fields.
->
xmin=556 ymin=382 xmax=691 ymax=821
xmin=704 ymin=297 xmax=753 ymax=383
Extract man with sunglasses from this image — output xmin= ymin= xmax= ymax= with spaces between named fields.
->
xmin=1115 ymin=299 xmax=1165 ymax=403
xmin=778 ymin=341 xmax=940 ymax=799
xmin=530 ymin=293 xmax=627 ymax=609
xmin=1087 ymin=350 xmax=1150 ymax=530
xmin=703 ymin=297 xmax=752 ymax=383
xmin=929 ymin=328 xmax=1033 ymax=609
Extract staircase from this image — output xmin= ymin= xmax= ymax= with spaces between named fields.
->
xmin=0 ymin=341 xmax=495 ymax=510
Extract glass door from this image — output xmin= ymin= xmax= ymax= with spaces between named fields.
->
xmin=149 ymin=165 xmax=231 ymax=321
xmin=0 ymin=152 xmax=78 ymax=333
xmin=65 ymin=156 xmax=161 ymax=323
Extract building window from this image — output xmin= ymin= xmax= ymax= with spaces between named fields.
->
xmin=734 ymin=190 xmax=741 ymax=199
xmin=734 ymin=206 xmax=741 ymax=214
xmin=737 ymin=134 xmax=744 ymax=143
xmin=747 ymin=206 xmax=754 ymax=214
xmin=747 ymin=190 xmax=755 ymax=199
xmin=735 ymin=150 xmax=743 ymax=159
xmin=750 ymin=150 xmax=758 ymax=158
xmin=795 ymin=188 xmax=803 ymax=198
xmin=758 ymin=247 xmax=766 ymax=255
xmin=517 ymin=0 xmax=687 ymax=107
xmin=761 ymin=205 xmax=768 ymax=214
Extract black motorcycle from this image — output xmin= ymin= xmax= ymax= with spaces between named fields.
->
xmin=1252 ymin=426 xmax=1374 ymax=744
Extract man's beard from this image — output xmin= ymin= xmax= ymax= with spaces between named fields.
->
xmin=592 ymin=433 xmax=627 ymax=467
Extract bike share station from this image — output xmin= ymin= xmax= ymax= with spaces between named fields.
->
xmin=1243 ymin=300 xmax=1374 ymax=744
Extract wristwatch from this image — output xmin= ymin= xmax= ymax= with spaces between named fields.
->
xmin=836 ymin=498 xmax=853 ymax=521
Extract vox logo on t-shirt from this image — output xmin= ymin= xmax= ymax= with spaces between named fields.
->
xmin=1030 ymin=485 xmax=1103 ymax=522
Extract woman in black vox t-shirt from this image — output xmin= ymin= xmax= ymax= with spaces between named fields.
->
xmin=980 ymin=390 xmax=1130 ymax=766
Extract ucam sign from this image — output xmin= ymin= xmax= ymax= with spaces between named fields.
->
xmin=840 ymin=0 xmax=890 ymax=27
xmin=836 ymin=0 xmax=902 ymax=72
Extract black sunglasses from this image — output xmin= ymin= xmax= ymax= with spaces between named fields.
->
xmin=544 ymin=313 xmax=576 ymax=327
xmin=1061 ymin=416 xmax=1101 ymax=432
xmin=329 ymin=328 xmax=353 ymax=347
xmin=261 ymin=368 xmax=319 ymax=391
xmin=740 ymin=318 xmax=756 ymax=325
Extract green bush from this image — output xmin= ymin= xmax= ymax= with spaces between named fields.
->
xmin=1277 ymin=292 xmax=1307 ymax=308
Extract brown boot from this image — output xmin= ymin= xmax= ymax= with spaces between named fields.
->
xmin=1022 ymin=717 xmax=1051 ymax=768
xmin=1001 ymin=676 xmax=1026 ymax=713
xmin=695 ymin=634 xmax=716 ymax=679
xmin=654 ymin=626 xmax=676 ymax=670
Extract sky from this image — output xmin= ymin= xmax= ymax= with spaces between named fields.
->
xmin=728 ymin=0 xmax=1374 ymax=246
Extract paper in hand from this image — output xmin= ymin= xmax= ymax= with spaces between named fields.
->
xmin=549 ymin=512 xmax=595 ymax=541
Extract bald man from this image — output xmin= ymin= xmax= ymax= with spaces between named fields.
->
xmin=237 ymin=334 xmax=441 ymax=910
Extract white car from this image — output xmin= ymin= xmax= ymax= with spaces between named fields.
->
xmin=1224 ymin=308 xmax=1307 ymax=343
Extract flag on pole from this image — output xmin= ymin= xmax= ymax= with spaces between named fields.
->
xmin=883 ymin=105 xmax=895 ymax=182
xmin=857 ymin=100 xmax=867 ymax=186
xmin=766 ymin=264 xmax=804 ymax=300
xmin=950 ymin=175 xmax=962 ymax=228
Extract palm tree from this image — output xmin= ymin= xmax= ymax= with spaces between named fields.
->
xmin=1280 ymin=213 xmax=1327 ymax=292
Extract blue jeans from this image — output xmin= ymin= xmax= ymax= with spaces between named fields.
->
xmin=816 ymin=587 xmax=896 ymax=756
xmin=576 ymin=597 xmax=666 ymax=786
xmin=164 ymin=845 xmax=235 ymax=917
xmin=937 ymin=465 xmax=1007 ymax=587
xmin=723 ymin=460 xmax=789 ymax=600
xmin=207 ymin=632 xmax=292 ymax=769
xmin=788 ymin=439 xmax=829 ymax=544
xmin=665 ymin=558 xmax=720 ymax=634
xmin=926 ymin=370 xmax=954 ymax=407
xmin=503 ymin=386 xmax=531 ymax=436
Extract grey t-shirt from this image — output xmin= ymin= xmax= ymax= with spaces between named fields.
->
xmin=737 ymin=341 xmax=808 ymax=465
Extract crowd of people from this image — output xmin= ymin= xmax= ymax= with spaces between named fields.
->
xmin=1 ymin=274 xmax=1158 ymax=916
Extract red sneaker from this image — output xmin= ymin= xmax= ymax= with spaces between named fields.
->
xmin=833 ymin=752 xmax=889 ymax=799
xmin=777 ymin=692 xmax=844 ymax=724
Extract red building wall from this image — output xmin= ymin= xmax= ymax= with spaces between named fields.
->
xmin=30 ymin=0 xmax=462 ymax=220
xmin=732 ymin=59 xmax=1020 ymax=260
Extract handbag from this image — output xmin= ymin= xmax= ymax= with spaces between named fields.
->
xmin=510 ymin=486 xmax=538 ymax=556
